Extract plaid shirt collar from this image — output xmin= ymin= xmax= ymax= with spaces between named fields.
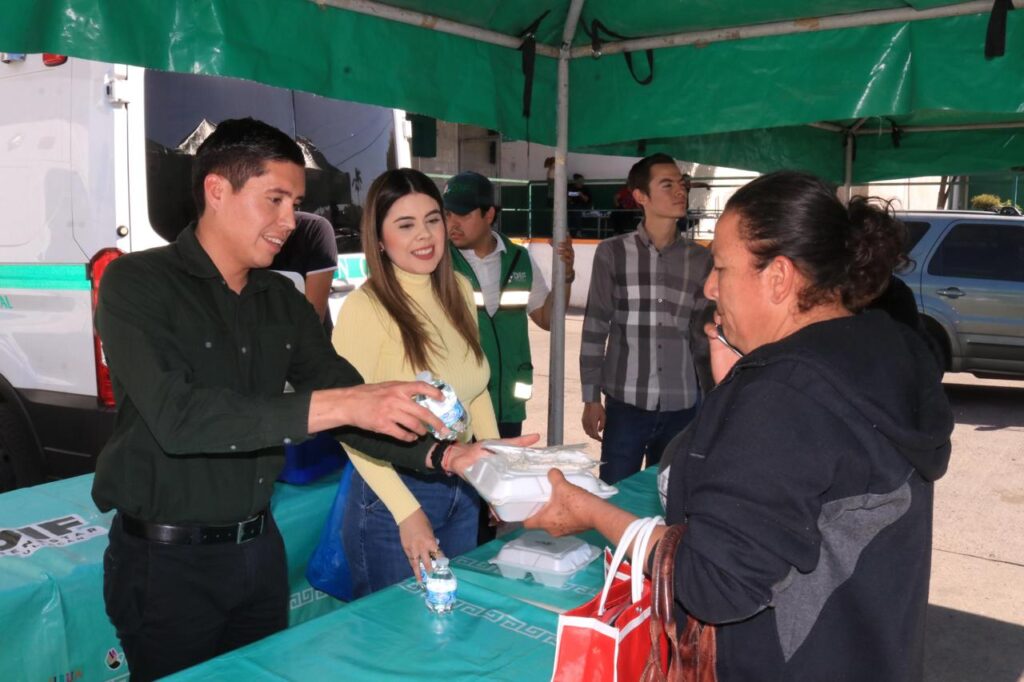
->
xmin=635 ymin=221 xmax=682 ymax=251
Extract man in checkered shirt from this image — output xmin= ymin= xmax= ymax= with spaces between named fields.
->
xmin=580 ymin=154 xmax=711 ymax=484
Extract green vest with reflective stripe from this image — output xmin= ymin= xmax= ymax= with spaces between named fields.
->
xmin=450 ymin=235 xmax=533 ymax=424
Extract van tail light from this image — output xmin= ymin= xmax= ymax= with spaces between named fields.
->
xmin=42 ymin=54 xmax=68 ymax=67
xmin=89 ymin=248 xmax=123 ymax=407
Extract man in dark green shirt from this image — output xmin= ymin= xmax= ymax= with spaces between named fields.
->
xmin=93 ymin=118 xmax=518 ymax=680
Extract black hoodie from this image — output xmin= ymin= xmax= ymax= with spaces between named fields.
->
xmin=666 ymin=310 xmax=953 ymax=682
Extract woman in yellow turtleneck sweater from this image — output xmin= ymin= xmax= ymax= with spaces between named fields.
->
xmin=332 ymin=168 xmax=499 ymax=598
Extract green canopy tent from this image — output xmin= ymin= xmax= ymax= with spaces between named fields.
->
xmin=4 ymin=0 xmax=1022 ymax=440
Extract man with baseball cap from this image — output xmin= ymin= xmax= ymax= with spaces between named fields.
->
xmin=444 ymin=171 xmax=575 ymax=537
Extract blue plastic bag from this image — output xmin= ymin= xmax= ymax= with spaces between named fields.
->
xmin=305 ymin=462 xmax=355 ymax=601
xmin=278 ymin=432 xmax=346 ymax=485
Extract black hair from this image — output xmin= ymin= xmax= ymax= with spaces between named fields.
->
xmin=191 ymin=117 xmax=305 ymax=216
xmin=724 ymin=170 xmax=908 ymax=312
xmin=627 ymin=153 xmax=678 ymax=194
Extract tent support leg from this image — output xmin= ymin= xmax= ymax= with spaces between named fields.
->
xmin=842 ymin=131 xmax=854 ymax=205
xmin=840 ymin=118 xmax=866 ymax=205
xmin=547 ymin=0 xmax=587 ymax=446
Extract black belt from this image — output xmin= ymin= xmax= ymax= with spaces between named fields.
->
xmin=120 ymin=510 xmax=268 ymax=545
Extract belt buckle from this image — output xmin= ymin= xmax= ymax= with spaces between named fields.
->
xmin=236 ymin=513 xmax=264 ymax=544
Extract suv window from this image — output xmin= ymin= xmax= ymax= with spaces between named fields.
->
xmin=927 ymin=222 xmax=1024 ymax=282
xmin=902 ymin=221 xmax=930 ymax=252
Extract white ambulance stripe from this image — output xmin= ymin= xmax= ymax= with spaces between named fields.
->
xmin=473 ymin=292 xmax=486 ymax=307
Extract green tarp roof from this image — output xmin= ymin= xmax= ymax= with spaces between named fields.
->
xmin=2 ymin=0 xmax=1022 ymax=182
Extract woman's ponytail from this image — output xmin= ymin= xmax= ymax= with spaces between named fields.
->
xmin=841 ymin=196 xmax=908 ymax=310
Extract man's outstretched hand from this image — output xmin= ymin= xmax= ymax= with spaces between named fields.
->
xmin=309 ymin=381 xmax=447 ymax=441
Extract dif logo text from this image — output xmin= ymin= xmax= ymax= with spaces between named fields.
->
xmin=0 ymin=514 xmax=108 ymax=558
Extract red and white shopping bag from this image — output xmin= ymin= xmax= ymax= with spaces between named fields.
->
xmin=551 ymin=517 xmax=667 ymax=682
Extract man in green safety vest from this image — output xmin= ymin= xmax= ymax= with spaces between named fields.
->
xmin=443 ymin=170 xmax=575 ymax=438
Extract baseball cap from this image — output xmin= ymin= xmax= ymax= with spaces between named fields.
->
xmin=443 ymin=171 xmax=495 ymax=215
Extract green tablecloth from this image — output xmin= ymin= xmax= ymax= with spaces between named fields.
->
xmin=166 ymin=467 xmax=663 ymax=681
xmin=0 ymin=463 xmax=663 ymax=680
xmin=0 ymin=472 xmax=345 ymax=682
xmin=453 ymin=466 xmax=662 ymax=612
xmin=166 ymin=580 xmax=560 ymax=682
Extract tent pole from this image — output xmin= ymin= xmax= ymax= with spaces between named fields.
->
xmin=841 ymin=118 xmax=867 ymax=204
xmin=842 ymin=132 xmax=854 ymax=205
xmin=321 ymin=0 xmax=560 ymax=57
xmin=851 ymin=120 xmax=1024 ymax=135
xmin=548 ymin=0 xmax=587 ymax=446
xmin=569 ymin=0 xmax=1022 ymax=58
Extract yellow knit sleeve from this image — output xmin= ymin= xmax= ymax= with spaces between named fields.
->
xmin=468 ymin=391 xmax=500 ymax=441
xmin=331 ymin=288 xmax=378 ymax=377
xmin=332 ymin=289 xmax=422 ymax=524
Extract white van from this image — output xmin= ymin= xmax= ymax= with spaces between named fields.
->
xmin=0 ymin=53 xmax=399 ymax=490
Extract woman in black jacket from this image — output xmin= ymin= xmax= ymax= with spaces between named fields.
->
xmin=526 ymin=170 xmax=953 ymax=682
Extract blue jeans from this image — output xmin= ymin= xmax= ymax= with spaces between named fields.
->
xmin=343 ymin=468 xmax=479 ymax=599
xmin=600 ymin=395 xmax=699 ymax=485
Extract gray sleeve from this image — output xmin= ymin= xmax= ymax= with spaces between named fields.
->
xmin=580 ymin=241 xmax=614 ymax=403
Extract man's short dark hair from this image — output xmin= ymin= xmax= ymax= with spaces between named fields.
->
xmin=191 ymin=118 xmax=305 ymax=215
xmin=627 ymin=153 xmax=678 ymax=195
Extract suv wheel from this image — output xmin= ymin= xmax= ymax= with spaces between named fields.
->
xmin=0 ymin=403 xmax=45 ymax=492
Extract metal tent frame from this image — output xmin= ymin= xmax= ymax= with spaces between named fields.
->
xmin=321 ymin=0 xmax=1022 ymax=443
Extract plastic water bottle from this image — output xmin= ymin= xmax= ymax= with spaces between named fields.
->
xmin=424 ymin=557 xmax=458 ymax=614
xmin=413 ymin=371 xmax=469 ymax=441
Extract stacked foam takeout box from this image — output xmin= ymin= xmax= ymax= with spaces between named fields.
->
xmin=464 ymin=443 xmax=613 ymax=586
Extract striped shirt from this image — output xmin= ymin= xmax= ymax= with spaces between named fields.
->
xmin=580 ymin=224 xmax=711 ymax=411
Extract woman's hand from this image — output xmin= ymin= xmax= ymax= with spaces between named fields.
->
xmin=524 ymin=469 xmax=601 ymax=537
xmin=444 ymin=433 xmax=541 ymax=477
xmin=398 ymin=508 xmax=439 ymax=583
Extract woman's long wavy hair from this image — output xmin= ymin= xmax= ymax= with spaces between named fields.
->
xmin=360 ymin=168 xmax=483 ymax=371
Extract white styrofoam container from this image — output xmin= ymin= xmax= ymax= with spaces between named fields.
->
xmin=489 ymin=531 xmax=600 ymax=587
xmin=465 ymin=454 xmax=617 ymax=522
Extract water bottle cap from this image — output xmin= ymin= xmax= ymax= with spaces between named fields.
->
xmin=434 ymin=557 xmax=449 ymax=568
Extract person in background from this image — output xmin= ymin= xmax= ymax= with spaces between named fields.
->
xmin=678 ymin=172 xmax=710 ymax=233
xmin=93 ymin=118 xmax=476 ymax=680
xmin=444 ymin=171 xmax=575 ymax=438
xmin=580 ymin=153 xmax=711 ymax=484
xmin=611 ymin=183 xmax=641 ymax=235
xmin=544 ymin=156 xmax=556 ymax=206
xmin=334 ymin=169 xmax=527 ymax=597
xmin=567 ymin=173 xmax=593 ymax=235
xmin=528 ymin=170 xmax=952 ymax=682
xmin=444 ymin=170 xmax=575 ymax=543
xmin=270 ymin=210 xmax=338 ymax=335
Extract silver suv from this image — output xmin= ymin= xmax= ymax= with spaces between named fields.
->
xmin=896 ymin=211 xmax=1024 ymax=378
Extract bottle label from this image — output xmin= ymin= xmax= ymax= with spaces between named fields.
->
xmin=426 ymin=584 xmax=456 ymax=608
xmin=414 ymin=380 xmax=468 ymax=439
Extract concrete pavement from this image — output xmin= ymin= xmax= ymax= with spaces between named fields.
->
xmin=523 ymin=313 xmax=1024 ymax=682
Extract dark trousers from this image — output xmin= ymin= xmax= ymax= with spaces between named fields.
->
xmin=600 ymin=395 xmax=698 ymax=485
xmin=103 ymin=512 xmax=289 ymax=681
xmin=498 ymin=422 xmax=523 ymax=438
